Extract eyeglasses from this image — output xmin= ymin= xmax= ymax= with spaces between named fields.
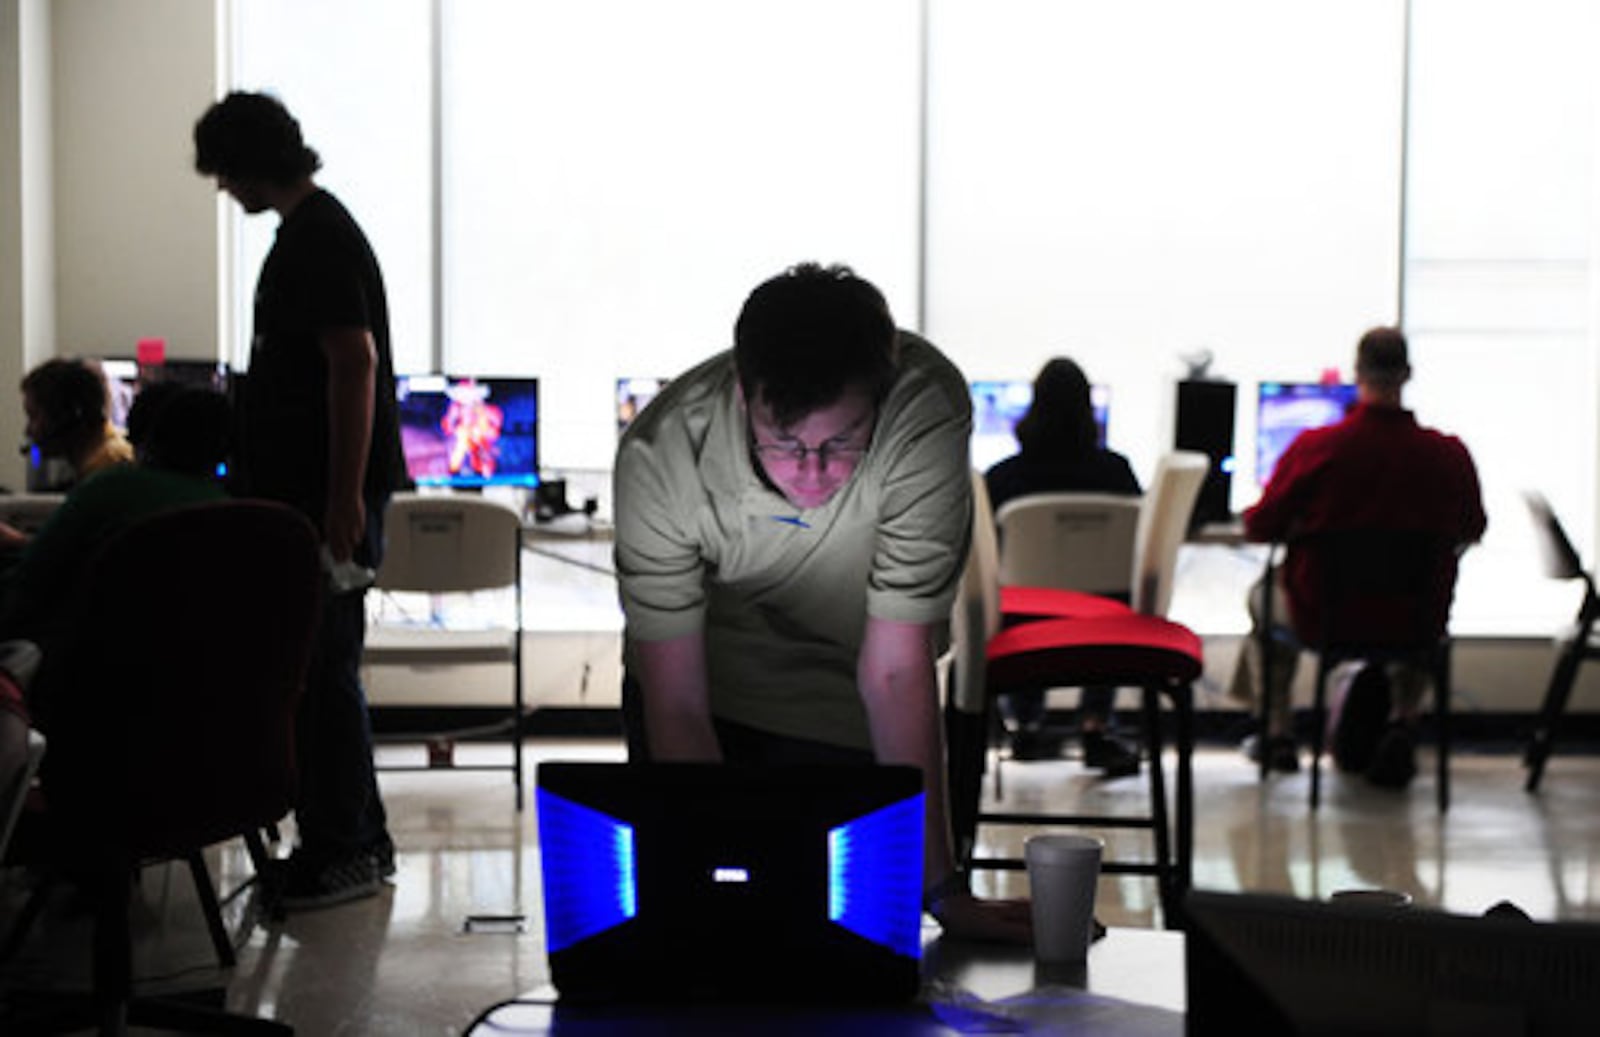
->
xmin=750 ymin=440 xmax=869 ymax=469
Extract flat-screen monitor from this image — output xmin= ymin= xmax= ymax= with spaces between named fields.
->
xmin=616 ymin=376 xmax=670 ymax=436
xmin=91 ymin=357 xmax=231 ymax=432
xmin=396 ymin=374 xmax=540 ymax=488
xmin=968 ymin=379 xmax=1109 ymax=472
xmin=1185 ymin=889 xmax=1600 ymax=1035
xmin=1255 ymin=381 xmax=1357 ymax=487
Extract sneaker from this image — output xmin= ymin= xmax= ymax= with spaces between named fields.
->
xmin=1009 ymin=726 xmax=1068 ymax=762
xmin=1365 ymin=723 xmax=1418 ymax=790
xmin=278 ymin=851 xmax=381 ymax=912
xmin=1244 ymin=733 xmax=1301 ymax=774
xmin=366 ymin=835 xmax=397 ymax=883
xmin=1331 ymin=665 xmax=1392 ymax=774
xmin=1082 ymin=730 xmax=1141 ymax=778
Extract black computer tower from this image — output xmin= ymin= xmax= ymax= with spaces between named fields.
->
xmin=1174 ymin=380 xmax=1236 ymax=529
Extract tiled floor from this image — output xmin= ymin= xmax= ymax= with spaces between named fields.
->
xmin=1 ymin=733 xmax=1596 ymax=1034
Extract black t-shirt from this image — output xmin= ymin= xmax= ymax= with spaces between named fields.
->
xmin=235 ymin=189 xmax=407 ymax=533
xmin=984 ymin=449 xmax=1142 ymax=515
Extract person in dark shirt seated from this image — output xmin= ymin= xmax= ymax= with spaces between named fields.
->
xmin=984 ymin=357 xmax=1142 ymax=777
xmin=0 ymin=384 xmax=231 ymax=730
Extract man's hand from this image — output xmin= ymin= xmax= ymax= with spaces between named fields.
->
xmin=0 ymin=522 xmax=28 ymax=550
xmin=931 ymin=891 xmax=1033 ymax=944
xmin=322 ymin=494 xmax=367 ymax=563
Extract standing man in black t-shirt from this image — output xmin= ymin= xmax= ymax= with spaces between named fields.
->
xmin=194 ymin=91 xmax=408 ymax=910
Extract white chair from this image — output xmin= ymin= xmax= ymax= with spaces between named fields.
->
xmin=1132 ymin=451 xmax=1211 ymax=618
xmin=944 ymin=469 xmax=1203 ymax=924
xmin=989 ymin=450 xmax=1208 ymax=622
xmin=994 ymin=492 xmax=1141 ymax=597
xmin=981 ymin=454 xmax=1207 ymax=782
xmin=365 ymin=492 xmax=527 ymax=808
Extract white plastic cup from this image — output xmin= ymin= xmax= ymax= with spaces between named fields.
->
xmin=1026 ymin=834 xmax=1103 ymax=963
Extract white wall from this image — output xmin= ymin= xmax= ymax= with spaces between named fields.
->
xmin=0 ymin=0 xmax=54 ymax=493
xmin=925 ymin=0 xmax=1406 ymax=493
xmin=50 ymin=0 xmax=218 ymax=363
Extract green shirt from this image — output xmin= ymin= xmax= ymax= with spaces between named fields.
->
xmin=0 ymin=466 xmax=228 ymax=647
xmin=613 ymin=333 xmax=972 ymax=749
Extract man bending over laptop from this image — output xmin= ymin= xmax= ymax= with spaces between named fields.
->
xmin=614 ymin=262 xmax=1029 ymax=944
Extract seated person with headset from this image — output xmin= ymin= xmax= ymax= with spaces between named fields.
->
xmin=1 ymin=358 xmax=135 ymax=556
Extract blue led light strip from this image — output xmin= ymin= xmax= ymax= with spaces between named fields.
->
xmin=537 ymin=789 xmax=637 ymax=953
xmin=828 ymin=794 xmax=924 ymax=959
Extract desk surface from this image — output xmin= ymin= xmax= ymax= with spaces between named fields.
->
xmin=463 ymin=926 xmax=1184 ymax=1035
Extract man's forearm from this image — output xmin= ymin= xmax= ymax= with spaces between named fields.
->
xmin=322 ymin=328 xmax=377 ymax=553
xmin=633 ymin=633 xmax=722 ymax=761
xmin=858 ymin=618 xmax=959 ymax=891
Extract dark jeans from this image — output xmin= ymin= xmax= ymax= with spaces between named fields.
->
xmin=292 ymin=502 xmax=390 ymax=864
xmin=621 ymin=670 xmax=874 ymax=767
xmin=1001 ymin=685 xmax=1118 ymax=731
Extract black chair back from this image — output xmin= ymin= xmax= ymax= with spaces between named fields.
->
xmin=41 ymin=499 xmax=322 ymax=861
xmin=1293 ymin=529 xmax=1459 ymax=654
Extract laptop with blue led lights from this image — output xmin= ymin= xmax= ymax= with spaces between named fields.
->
xmin=536 ymin=762 xmax=925 ymax=1003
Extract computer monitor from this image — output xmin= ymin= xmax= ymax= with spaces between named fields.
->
xmin=967 ymin=379 xmax=1109 ymax=472
xmin=1185 ymin=889 xmax=1600 ymax=1035
xmin=616 ymin=376 xmax=670 ymax=436
xmin=94 ymin=359 xmax=141 ymax=431
xmin=89 ymin=357 xmax=231 ymax=432
xmin=1255 ymin=381 xmax=1358 ymax=487
xmin=396 ymin=374 xmax=540 ymax=488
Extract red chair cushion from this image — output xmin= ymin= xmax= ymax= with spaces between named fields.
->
xmin=1000 ymin=585 xmax=1136 ymax=624
xmin=986 ymin=613 xmax=1204 ymax=691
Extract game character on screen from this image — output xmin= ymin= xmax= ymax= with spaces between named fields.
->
xmin=442 ymin=379 xmax=504 ymax=478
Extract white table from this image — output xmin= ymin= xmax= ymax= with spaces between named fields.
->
xmin=463 ymin=926 xmax=1185 ymax=1035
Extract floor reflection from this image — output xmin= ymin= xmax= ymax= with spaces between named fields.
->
xmin=0 ymin=736 xmax=1594 ymax=1035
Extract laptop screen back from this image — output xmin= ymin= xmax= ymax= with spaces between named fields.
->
xmin=537 ymin=762 xmax=925 ymax=1003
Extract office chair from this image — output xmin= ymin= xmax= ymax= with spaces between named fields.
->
xmin=2 ymin=499 xmax=318 ymax=1035
xmin=364 ymin=492 xmax=527 ymax=808
xmin=1289 ymin=529 xmax=1459 ymax=811
xmin=945 ymin=470 xmax=1203 ymax=927
xmin=0 ymin=719 xmax=44 ymax=863
xmin=1521 ymin=491 xmax=1599 ymax=793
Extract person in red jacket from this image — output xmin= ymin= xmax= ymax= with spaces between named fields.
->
xmin=1235 ymin=327 xmax=1486 ymax=786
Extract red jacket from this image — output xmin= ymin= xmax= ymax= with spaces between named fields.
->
xmin=1243 ymin=402 xmax=1486 ymax=642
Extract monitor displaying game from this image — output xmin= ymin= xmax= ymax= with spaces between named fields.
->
xmin=396 ymin=374 xmax=540 ymax=488
xmin=968 ymin=379 xmax=1109 ymax=472
xmin=1255 ymin=381 xmax=1357 ymax=487
xmin=91 ymin=357 xmax=231 ymax=432
xmin=616 ymin=376 xmax=670 ymax=436
xmin=95 ymin=359 xmax=141 ymax=431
